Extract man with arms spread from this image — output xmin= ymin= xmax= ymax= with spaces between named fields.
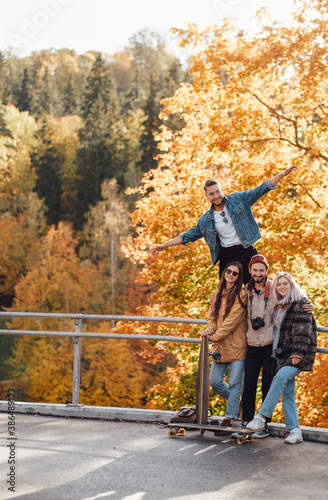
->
xmin=150 ymin=166 xmax=297 ymax=284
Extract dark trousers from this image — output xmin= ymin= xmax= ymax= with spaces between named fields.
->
xmin=219 ymin=245 xmax=257 ymax=284
xmin=242 ymin=344 xmax=274 ymax=423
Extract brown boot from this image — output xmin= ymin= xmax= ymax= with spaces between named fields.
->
xmin=221 ymin=417 xmax=233 ymax=428
xmin=214 ymin=417 xmax=234 ymax=436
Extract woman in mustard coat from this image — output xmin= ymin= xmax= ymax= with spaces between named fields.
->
xmin=202 ymin=261 xmax=247 ymax=426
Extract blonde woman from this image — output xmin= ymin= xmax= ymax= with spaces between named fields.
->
xmin=246 ymin=272 xmax=317 ymax=444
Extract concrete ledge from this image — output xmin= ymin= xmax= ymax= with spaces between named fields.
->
xmin=0 ymin=401 xmax=176 ymax=424
xmin=1 ymin=401 xmax=327 ymax=444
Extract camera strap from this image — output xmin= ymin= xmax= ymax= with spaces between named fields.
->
xmin=249 ymin=281 xmax=270 ymax=322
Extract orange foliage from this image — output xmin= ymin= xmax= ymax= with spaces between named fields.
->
xmin=123 ymin=0 xmax=328 ymax=423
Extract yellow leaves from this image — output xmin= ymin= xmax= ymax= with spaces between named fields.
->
xmin=0 ymin=105 xmax=38 ymax=213
xmin=170 ymin=23 xmax=202 ymax=50
xmin=120 ymin=4 xmax=328 ymax=418
xmin=11 ymin=222 xmax=108 ymax=315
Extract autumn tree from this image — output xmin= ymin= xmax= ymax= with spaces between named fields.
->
xmin=0 ymin=100 xmax=11 ymax=137
xmin=123 ymin=1 xmax=328 ymax=425
xmin=0 ymin=104 xmax=38 ymax=215
xmin=79 ymin=179 xmax=133 ymax=315
xmin=0 ymin=105 xmax=46 ymax=307
xmin=7 ymin=223 xmax=108 ymax=399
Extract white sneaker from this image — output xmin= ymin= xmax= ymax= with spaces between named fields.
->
xmin=246 ymin=413 xmax=266 ymax=431
xmin=285 ymin=428 xmax=303 ymax=444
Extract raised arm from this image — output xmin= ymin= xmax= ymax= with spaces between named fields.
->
xmin=238 ymin=165 xmax=298 ymax=206
xmin=269 ymin=165 xmax=298 ymax=187
xmin=149 ymin=235 xmax=182 ymax=256
xmin=149 ymin=222 xmax=204 ymax=256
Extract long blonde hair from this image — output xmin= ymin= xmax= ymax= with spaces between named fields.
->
xmin=272 ymin=272 xmax=307 ymax=309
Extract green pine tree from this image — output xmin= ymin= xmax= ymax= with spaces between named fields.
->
xmin=34 ymin=67 xmax=59 ymax=117
xmin=75 ymin=54 xmax=123 ymax=225
xmin=32 ymin=119 xmax=62 ymax=225
xmin=17 ymin=68 xmax=33 ymax=112
xmin=63 ymin=73 xmax=78 ymax=115
xmin=137 ymin=75 xmax=161 ymax=173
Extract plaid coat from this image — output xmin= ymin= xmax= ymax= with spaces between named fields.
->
xmin=277 ymin=299 xmax=317 ymax=372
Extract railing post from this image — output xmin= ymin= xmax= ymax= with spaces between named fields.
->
xmin=72 ymin=318 xmax=82 ymax=406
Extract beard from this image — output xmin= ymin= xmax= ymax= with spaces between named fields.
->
xmin=253 ymin=276 xmax=266 ymax=283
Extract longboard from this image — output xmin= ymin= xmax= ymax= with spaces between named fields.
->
xmin=195 ymin=335 xmax=209 ymax=431
xmin=168 ymin=422 xmax=254 ymax=445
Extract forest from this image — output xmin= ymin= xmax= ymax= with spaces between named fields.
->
xmin=0 ymin=0 xmax=327 ymax=427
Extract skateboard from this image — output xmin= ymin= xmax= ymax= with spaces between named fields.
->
xmin=168 ymin=335 xmax=254 ymax=444
xmin=168 ymin=421 xmax=254 ymax=445
xmin=195 ymin=335 xmax=209 ymax=430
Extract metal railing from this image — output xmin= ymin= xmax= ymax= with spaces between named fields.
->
xmin=0 ymin=311 xmax=327 ymax=406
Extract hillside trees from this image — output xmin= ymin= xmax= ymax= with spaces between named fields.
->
xmin=0 ymin=34 xmax=191 ymax=405
xmin=0 ymin=34 xmax=190 ymax=229
xmin=0 ymin=31 xmax=189 ymax=309
xmin=5 ymin=223 xmax=151 ymax=405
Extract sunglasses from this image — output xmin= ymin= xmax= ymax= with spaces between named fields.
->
xmin=220 ymin=211 xmax=228 ymax=224
xmin=226 ymin=269 xmax=239 ymax=277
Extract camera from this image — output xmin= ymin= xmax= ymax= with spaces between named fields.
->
xmin=210 ymin=352 xmax=221 ymax=361
xmin=275 ymin=347 xmax=290 ymax=363
xmin=275 ymin=340 xmax=293 ymax=363
xmin=251 ymin=317 xmax=265 ymax=330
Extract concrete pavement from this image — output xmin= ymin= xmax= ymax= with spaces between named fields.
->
xmin=0 ymin=414 xmax=327 ymax=500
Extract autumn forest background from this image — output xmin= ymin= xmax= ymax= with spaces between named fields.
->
xmin=0 ymin=0 xmax=327 ymax=426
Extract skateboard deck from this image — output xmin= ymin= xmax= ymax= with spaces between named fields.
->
xmin=195 ymin=335 xmax=209 ymax=429
xmin=168 ymin=422 xmax=254 ymax=444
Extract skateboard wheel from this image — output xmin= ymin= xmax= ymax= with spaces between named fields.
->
xmin=246 ymin=434 xmax=254 ymax=442
xmin=237 ymin=435 xmax=246 ymax=445
xmin=168 ymin=429 xmax=177 ymax=438
xmin=177 ymin=428 xmax=186 ymax=436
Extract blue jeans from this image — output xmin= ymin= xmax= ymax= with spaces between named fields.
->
xmin=210 ymin=360 xmax=245 ymax=419
xmin=259 ymin=365 xmax=301 ymax=430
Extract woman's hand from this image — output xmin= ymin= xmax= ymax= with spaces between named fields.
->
xmin=303 ymin=300 xmax=314 ymax=314
xmin=291 ymin=357 xmax=301 ymax=365
xmin=201 ymin=329 xmax=210 ymax=337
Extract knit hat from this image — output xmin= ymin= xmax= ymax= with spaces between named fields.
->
xmin=249 ymin=254 xmax=269 ymax=269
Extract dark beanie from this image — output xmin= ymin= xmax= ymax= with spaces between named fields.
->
xmin=249 ymin=254 xmax=269 ymax=269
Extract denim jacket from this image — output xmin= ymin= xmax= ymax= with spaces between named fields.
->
xmin=179 ymin=179 xmax=277 ymax=266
